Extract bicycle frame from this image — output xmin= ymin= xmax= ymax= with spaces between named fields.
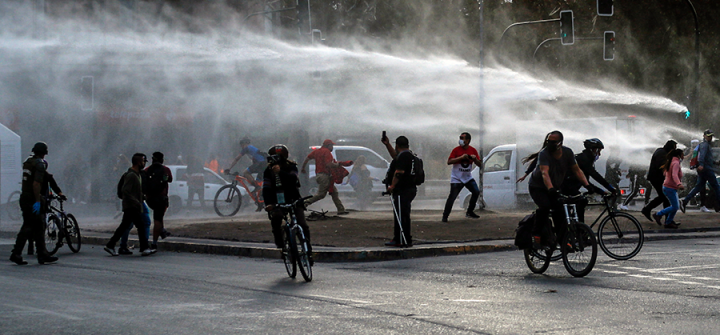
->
xmin=229 ymin=174 xmax=263 ymax=204
xmin=586 ymin=195 xmax=619 ymax=230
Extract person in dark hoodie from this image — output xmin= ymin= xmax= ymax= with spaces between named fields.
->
xmin=641 ymin=140 xmax=677 ymax=222
xmin=561 ymin=138 xmax=617 ymax=222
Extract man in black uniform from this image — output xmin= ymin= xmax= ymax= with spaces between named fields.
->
xmin=641 ymin=140 xmax=677 ymax=222
xmin=10 ymin=142 xmax=59 ymax=265
xmin=384 ymin=136 xmax=417 ymax=248
xmin=561 ymin=138 xmax=617 ymax=222
xmin=263 ymin=145 xmax=313 ymax=264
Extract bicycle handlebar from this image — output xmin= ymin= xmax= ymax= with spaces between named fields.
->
xmin=275 ymin=195 xmax=313 ymax=209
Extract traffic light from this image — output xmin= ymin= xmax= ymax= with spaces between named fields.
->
xmin=603 ymin=31 xmax=615 ymax=61
xmin=597 ymin=0 xmax=614 ymax=17
xmin=559 ymin=11 xmax=574 ymax=45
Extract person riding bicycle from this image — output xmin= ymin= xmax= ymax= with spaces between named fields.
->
xmin=263 ymin=144 xmax=313 ymax=265
xmin=561 ymin=138 xmax=618 ymax=223
xmin=526 ymin=131 xmax=592 ymax=249
xmin=227 ymin=137 xmax=267 ymax=191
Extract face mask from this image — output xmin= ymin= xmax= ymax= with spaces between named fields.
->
xmin=458 ymin=139 xmax=465 ymax=146
xmin=546 ymin=140 xmax=560 ymax=152
xmin=595 ymin=155 xmax=600 ymax=162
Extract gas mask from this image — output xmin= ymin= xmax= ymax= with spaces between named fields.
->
xmin=546 ymin=140 xmax=560 ymax=153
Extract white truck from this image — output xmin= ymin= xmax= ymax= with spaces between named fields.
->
xmin=305 ymin=145 xmax=390 ymax=194
xmin=460 ymin=117 xmax=645 ymax=209
xmin=0 ymin=123 xmax=22 ymax=219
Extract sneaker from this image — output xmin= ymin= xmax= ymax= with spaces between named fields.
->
xmin=337 ymin=211 xmax=350 ymax=215
xmin=531 ymin=236 xmax=542 ymax=249
xmin=384 ymin=240 xmax=401 ymax=247
xmin=466 ymin=212 xmax=480 ymax=219
xmin=680 ymin=199 xmax=688 ymax=213
xmin=441 ymin=216 xmax=448 ymax=223
xmin=104 ymin=246 xmax=119 ymax=256
xmin=641 ymin=207 xmax=653 ymax=222
xmin=651 ymin=213 xmax=663 ymax=226
xmin=9 ymin=254 xmax=27 ymax=265
xmin=141 ymin=249 xmax=154 ymax=256
xmin=700 ymin=206 xmax=712 ymax=213
xmin=118 ymin=248 xmax=133 ymax=255
xmin=38 ymin=255 xmax=58 ymax=264
xmin=160 ymin=229 xmax=171 ymax=239
xmin=619 ymin=205 xmax=629 ymax=211
xmin=664 ymin=222 xmax=679 ymax=229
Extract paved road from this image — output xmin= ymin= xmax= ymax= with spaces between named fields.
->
xmin=1 ymin=237 xmax=719 ymax=334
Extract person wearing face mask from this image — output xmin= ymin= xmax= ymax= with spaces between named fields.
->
xmin=526 ymin=131 xmax=592 ymax=249
xmin=641 ymin=140 xmax=677 ymax=222
xmin=441 ymin=132 xmax=483 ymax=222
xmin=560 ymin=138 xmax=617 ymax=223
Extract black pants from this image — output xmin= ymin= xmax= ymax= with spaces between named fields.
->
xmin=644 ymin=178 xmax=669 ymax=212
xmin=529 ymin=187 xmax=567 ymax=243
xmin=442 ymin=180 xmax=480 ymax=218
xmin=270 ymin=206 xmax=311 ymax=253
xmin=107 ymin=210 xmax=149 ymax=251
xmin=12 ymin=203 xmax=49 ymax=258
xmin=392 ymin=188 xmax=417 ymax=245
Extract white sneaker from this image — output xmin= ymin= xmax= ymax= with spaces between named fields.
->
xmin=701 ymin=206 xmax=712 ymax=213
xmin=141 ymin=249 xmax=154 ymax=257
xmin=619 ymin=205 xmax=629 ymax=210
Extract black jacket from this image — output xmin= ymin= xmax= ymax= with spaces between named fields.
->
xmin=262 ymin=161 xmax=302 ymax=205
xmin=563 ymin=149 xmax=615 ymax=195
xmin=646 ymin=148 xmax=667 ymax=182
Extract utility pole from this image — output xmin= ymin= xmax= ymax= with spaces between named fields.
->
xmin=477 ymin=0 xmax=486 ymax=209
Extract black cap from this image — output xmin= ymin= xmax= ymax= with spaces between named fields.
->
xmin=704 ymin=129 xmax=714 ymax=137
xmin=152 ymin=152 xmax=164 ymax=162
xmin=31 ymin=142 xmax=48 ymax=155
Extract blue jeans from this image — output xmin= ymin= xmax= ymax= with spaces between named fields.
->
xmin=658 ymin=187 xmax=679 ymax=224
xmin=684 ymin=168 xmax=720 ymax=204
xmin=120 ymin=202 xmax=152 ymax=249
xmin=442 ymin=179 xmax=480 ymax=217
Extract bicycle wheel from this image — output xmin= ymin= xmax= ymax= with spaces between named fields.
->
xmin=65 ymin=214 xmax=82 ymax=253
xmin=524 ymin=247 xmax=551 ymax=274
xmin=561 ymin=223 xmax=598 ymax=277
xmin=7 ymin=191 xmax=20 ymax=221
xmin=598 ymin=212 xmax=644 ymax=260
xmin=283 ymin=227 xmax=297 ymax=278
xmin=295 ymin=228 xmax=313 ymax=282
xmin=213 ymin=185 xmax=243 ymax=217
xmin=45 ymin=214 xmax=61 ymax=256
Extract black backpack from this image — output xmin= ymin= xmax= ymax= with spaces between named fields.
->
xmin=145 ymin=165 xmax=167 ymax=197
xmin=403 ymin=151 xmax=425 ymax=186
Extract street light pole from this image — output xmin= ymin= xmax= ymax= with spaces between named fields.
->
xmin=684 ymin=0 xmax=700 ymax=128
xmin=477 ymin=0 xmax=486 ymax=210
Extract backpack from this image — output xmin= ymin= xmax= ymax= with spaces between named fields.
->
xmin=117 ymin=172 xmax=128 ymax=199
xmin=689 ymin=144 xmax=700 ymax=169
xmin=514 ymin=213 xmax=535 ymax=249
xmin=405 ymin=151 xmax=425 ymax=186
xmin=145 ymin=165 xmax=167 ymax=196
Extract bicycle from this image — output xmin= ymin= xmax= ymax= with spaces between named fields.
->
xmin=278 ymin=196 xmax=313 ymax=282
xmin=45 ymin=193 xmax=81 ymax=255
xmin=543 ymin=193 xmax=643 ymax=262
xmin=524 ymin=194 xmax=598 ymax=277
xmin=213 ymin=171 xmax=264 ymax=217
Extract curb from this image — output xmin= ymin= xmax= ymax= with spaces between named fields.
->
xmin=4 ymin=228 xmax=720 ymax=262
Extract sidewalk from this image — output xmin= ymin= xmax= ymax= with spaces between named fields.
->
xmin=3 ymin=203 xmax=720 ymax=262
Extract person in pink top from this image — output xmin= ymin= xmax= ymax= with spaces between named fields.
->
xmin=442 ymin=132 xmax=483 ymax=222
xmin=652 ymin=149 xmax=684 ymax=228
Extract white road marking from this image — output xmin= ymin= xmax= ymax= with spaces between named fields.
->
xmin=450 ymin=299 xmax=488 ymax=302
xmin=5 ymin=304 xmax=83 ymax=321
xmin=308 ymin=294 xmax=372 ymax=304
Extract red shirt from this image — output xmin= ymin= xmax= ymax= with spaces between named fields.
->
xmin=307 ymin=147 xmax=334 ymax=175
xmin=448 ymin=146 xmax=479 ymax=183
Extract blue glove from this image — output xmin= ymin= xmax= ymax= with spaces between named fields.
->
xmin=32 ymin=201 xmax=41 ymax=214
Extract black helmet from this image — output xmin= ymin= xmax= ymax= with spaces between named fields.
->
xmin=583 ymin=138 xmax=604 ymax=150
xmin=268 ymin=144 xmax=289 ymax=159
xmin=32 ymin=142 xmax=48 ymax=155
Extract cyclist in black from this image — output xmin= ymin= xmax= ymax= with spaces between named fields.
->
xmin=526 ymin=131 xmax=592 ymax=248
xmin=263 ymin=145 xmax=313 ymax=264
xmin=10 ymin=142 xmax=60 ymax=265
xmin=561 ymin=138 xmax=617 ymax=223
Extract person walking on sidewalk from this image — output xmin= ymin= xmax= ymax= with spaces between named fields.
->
xmin=9 ymin=142 xmax=59 ymax=265
xmin=105 ymin=153 xmax=153 ymax=257
xmin=641 ymin=140 xmax=677 ymax=222
xmin=301 ymin=139 xmax=350 ymax=215
xmin=681 ymin=130 xmax=720 ymax=213
xmin=383 ymin=136 xmax=417 ymax=247
xmin=652 ymin=149 xmax=684 ymax=228
xmin=263 ymin=145 xmax=313 ymax=264
xmin=442 ymin=132 xmax=482 ymax=222
xmin=145 ymin=152 xmax=173 ymax=251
